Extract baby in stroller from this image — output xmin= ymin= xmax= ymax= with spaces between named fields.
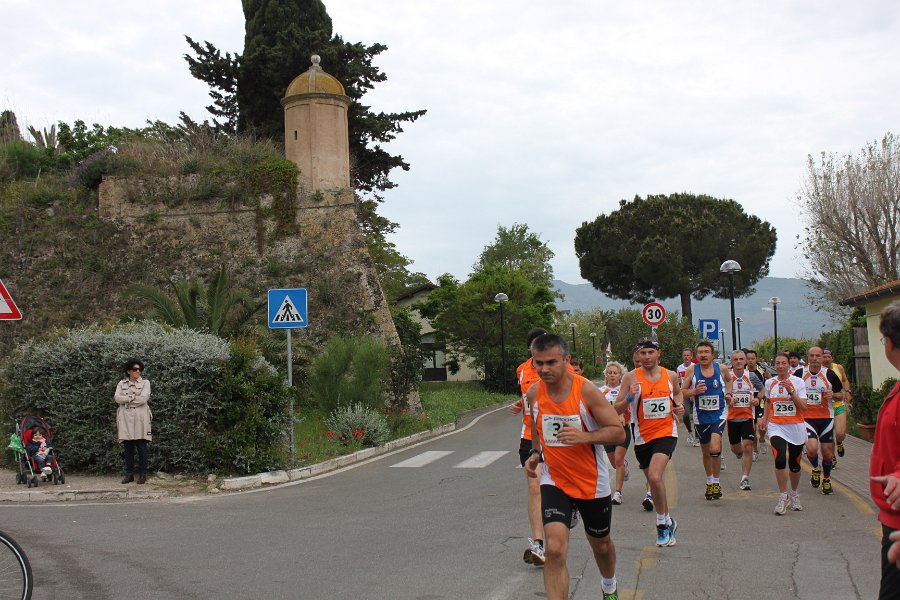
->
xmin=25 ymin=427 xmax=54 ymax=478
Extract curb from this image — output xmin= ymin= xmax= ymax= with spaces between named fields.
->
xmin=0 ymin=422 xmax=459 ymax=503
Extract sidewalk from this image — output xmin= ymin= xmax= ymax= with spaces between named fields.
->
xmin=827 ymin=433 xmax=875 ymax=507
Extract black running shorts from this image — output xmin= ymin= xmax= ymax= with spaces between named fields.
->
xmin=540 ymin=484 xmax=612 ymax=538
xmin=633 ymin=436 xmax=678 ymax=470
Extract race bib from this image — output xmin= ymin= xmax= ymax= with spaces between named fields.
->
xmin=604 ymin=389 xmax=619 ymax=405
xmin=733 ymin=392 xmax=752 ymax=408
xmin=806 ymin=391 xmax=822 ymax=406
xmin=541 ymin=414 xmax=582 ymax=446
xmin=773 ymin=401 xmax=797 ymax=417
xmin=698 ymin=395 xmax=720 ymax=411
xmin=642 ymin=396 xmax=670 ymax=419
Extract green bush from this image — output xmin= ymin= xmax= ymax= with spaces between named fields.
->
xmin=388 ymin=307 xmax=427 ymax=408
xmin=307 ymin=336 xmax=390 ymax=414
xmin=1 ymin=141 xmax=46 ymax=179
xmin=0 ymin=321 xmax=291 ymax=474
xmin=325 ymin=403 xmax=389 ymax=448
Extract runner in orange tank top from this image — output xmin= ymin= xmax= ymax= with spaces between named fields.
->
xmin=523 ymin=333 xmax=624 ymax=600
xmin=614 ymin=338 xmax=685 ymax=548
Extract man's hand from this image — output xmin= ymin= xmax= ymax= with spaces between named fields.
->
xmin=758 ymin=419 xmax=768 ymax=433
xmin=524 ymin=453 xmax=541 ymax=478
xmin=871 ymin=474 xmax=900 ymax=511
xmin=556 ymin=423 xmax=587 ymax=445
xmin=673 ymin=403 xmax=685 ymax=417
xmin=888 ymin=530 xmax=900 ymax=567
xmin=510 ymin=397 xmax=524 ymax=415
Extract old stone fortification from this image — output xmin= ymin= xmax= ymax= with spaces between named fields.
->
xmin=97 ymin=175 xmax=400 ymax=352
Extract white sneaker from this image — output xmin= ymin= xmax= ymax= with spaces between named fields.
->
xmin=739 ymin=477 xmax=751 ymax=490
xmin=612 ymin=491 xmax=623 ymax=505
xmin=623 ymin=459 xmax=630 ymax=482
xmin=691 ymin=436 xmax=701 ymax=447
xmin=752 ymin=451 xmax=759 ymax=462
xmin=42 ymin=466 xmax=52 ymax=475
xmin=760 ymin=441 xmax=767 ymax=455
xmin=720 ymin=457 xmax=726 ymax=470
xmin=524 ymin=538 xmax=545 ymax=565
xmin=774 ymin=496 xmax=787 ymax=515
xmin=790 ymin=494 xmax=802 ymax=511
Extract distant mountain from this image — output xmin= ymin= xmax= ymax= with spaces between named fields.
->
xmin=552 ymin=277 xmax=842 ymax=346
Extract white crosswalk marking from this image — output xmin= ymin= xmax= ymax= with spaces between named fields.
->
xmin=390 ymin=450 xmax=454 ymax=468
xmin=453 ymin=451 xmax=509 ymax=468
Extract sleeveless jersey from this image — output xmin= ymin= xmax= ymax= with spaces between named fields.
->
xmin=676 ymin=363 xmax=690 ymax=387
xmin=516 ymin=359 xmax=541 ymax=441
xmin=600 ymin=384 xmax=629 ymax=423
xmin=830 ymin=362 xmax=849 ymax=409
xmin=765 ymin=376 xmax=807 ymax=425
xmin=798 ymin=366 xmax=834 ymax=419
xmin=533 ymin=375 xmax=610 ymax=499
xmin=691 ymin=362 xmax=727 ymax=425
xmin=630 ymin=367 xmax=678 ymax=445
xmin=728 ymin=370 xmax=755 ymax=420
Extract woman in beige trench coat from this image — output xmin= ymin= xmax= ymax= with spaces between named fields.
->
xmin=115 ymin=359 xmax=152 ymax=484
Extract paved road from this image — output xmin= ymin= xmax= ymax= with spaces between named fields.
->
xmin=0 ymin=406 xmax=882 ymax=599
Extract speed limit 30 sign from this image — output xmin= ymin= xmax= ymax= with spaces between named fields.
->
xmin=642 ymin=302 xmax=666 ymax=327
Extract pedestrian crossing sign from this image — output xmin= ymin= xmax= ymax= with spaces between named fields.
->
xmin=267 ymin=288 xmax=308 ymax=329
xmin=0 ymin=279 xmax=22 ymax=321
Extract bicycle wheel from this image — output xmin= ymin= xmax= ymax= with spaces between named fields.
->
xmin=0 ymin=530 xmax=32 ymax=600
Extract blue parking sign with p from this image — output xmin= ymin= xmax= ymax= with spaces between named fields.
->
xmin=699 ymin=319 xmax=719 ymax=340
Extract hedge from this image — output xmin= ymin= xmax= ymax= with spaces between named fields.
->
xmin=0 ymin=321 xmax=291 ymax=474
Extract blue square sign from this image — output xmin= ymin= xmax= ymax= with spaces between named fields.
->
xmin=698 ymin=319 xmax=719 ymax=340
xmin=267 ymin=288 xmax=308 ymax=329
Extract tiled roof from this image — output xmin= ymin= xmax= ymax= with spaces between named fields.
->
xmin=840 ymin=279 xmax=900 ymax=306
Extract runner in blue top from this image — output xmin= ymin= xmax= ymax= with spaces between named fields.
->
xmin=680 ymin=341 xmax=733 ymax=500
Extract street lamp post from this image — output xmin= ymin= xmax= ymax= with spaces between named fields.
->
xmin=570 ymin=323 xmax=577 ymax=354
xmin=719 ymin=328 xmax=726 ymax=359
xmin=720 ymin=260 xmax=742 ymax=352
xmin=768 ymin=297 xmax=781 ymax=357
xmin=735 ymin=317 xmax=743 ymax=349
xmin=495 ymin=293 xmax=509 ymax=392
xmin=590 ymin=332 xmax=597 ymax=368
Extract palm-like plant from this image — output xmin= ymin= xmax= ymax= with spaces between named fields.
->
xmin=127 ymin=265 xmax=262 ymax=338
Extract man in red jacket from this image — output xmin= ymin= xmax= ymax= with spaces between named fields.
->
xmin=871 ymin=299 xmax=900 ymax=599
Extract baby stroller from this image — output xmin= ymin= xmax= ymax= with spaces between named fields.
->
xmin=11 ymin=415 xmax=65 ymax=488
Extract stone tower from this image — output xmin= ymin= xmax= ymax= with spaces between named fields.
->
xmin=282 ymin=55 xmax=351 ymax=199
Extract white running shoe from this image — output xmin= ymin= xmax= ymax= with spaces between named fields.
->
xmin=623 ymin=459 xmax=630 ymax=482
xmin=789 ymin=494 xmax=802 ymax=511
xmin=752 ymin=451 xmax=759 ymax=462
xmin=760 ymin=441 xmax=768 ymax=455
xmin=612 ymin=491 xmax=623 ymax=505
xmin=720 ymin=457 xmax=726 ymax=470
xmin=774 ymin=496 xmax=787 ymax=515
xmin=739 ymin=477 xmax=751 ymax=490
xmin=524 ymin=538 xmax=545 ymax=565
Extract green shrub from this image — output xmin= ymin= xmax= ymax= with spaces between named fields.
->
xmin=325 ymin=403 xmax=389 ymax=448
xmin=1 ymin=141 xmax=46 ymax=179
xmin=0 ymin=321 xmax=291 ymax=474
xmin=307 ymin=336 xmax=390 ymax=414
xmin=388 ymin=307 xmax=427 ymax=409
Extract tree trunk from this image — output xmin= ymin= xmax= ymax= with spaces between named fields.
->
xmin=680 ymin=291 xmax=693 ymax=325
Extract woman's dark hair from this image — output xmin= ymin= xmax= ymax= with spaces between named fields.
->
xmin=123 ymin=359 xmax=145 ymax=374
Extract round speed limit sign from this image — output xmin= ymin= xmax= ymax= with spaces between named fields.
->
xmin=642 ymin=302 xmax=667 ymax=327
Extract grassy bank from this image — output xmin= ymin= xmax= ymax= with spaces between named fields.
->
xmin=292 ymin=381 xmax=510 ymax=466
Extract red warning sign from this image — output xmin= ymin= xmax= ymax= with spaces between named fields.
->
xmin=0 ymin=279 xmax=22 ymax=320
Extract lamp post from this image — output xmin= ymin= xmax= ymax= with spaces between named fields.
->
xmin=719 ymin=328 xmax=726 ymax=359
xmin=590 ymin=332 xmax=597 ymax=367
xmin=720 ymin=260 xmax=742 ymax=352
xmin=735 ymin=317 xmax=743 ymax=349
xmin=495 ymin=293 xmax=508 ymax=392
xmin=768 ymin=297 xmax=781 ymax=357
xmin=570 ymin=323 xmax=577 ymax=354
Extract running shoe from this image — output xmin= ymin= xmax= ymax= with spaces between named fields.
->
xmin=623 ymin=458 xmax=630 ymax=482
xmin=739 ymin=477 xmax=751 ymax=491
xmin=611 ymin=491 xmax=623 ymax=505
xmin=836 ymin=442 xmax=845 ymax=457
xmin=760 ymin=441 xmax=767 ymax=455
xmin=602 ymin=590 xmax=619 ymax=600
xmin=774 ymin=496 xmax=787 ymax=515
xmin=831 ymin=456 xmax=838 ymax=469
xmin=720 ymin=457 xmax=726 ymax=471
xmin=42 ymin=466 xmax=52 ymax=475
xmin=691 ymin=436 xmax=701 ymax=447
xmin=712 ymin=482 xmax=722 ymax=499
xmin=523 ymin=538 xmax=545 ymax=565
xmin=569 ymin=507 xmax=579 ymax=529
xmin=656 ymin=524 xmax=670 ymax=547
xmin=705 ymin=483 xmax=714 ymax=501
xmin=642 ymin=493 xmax=654 ymax=511
xmin=822 ymin=479 xmax=833 ymax=495
xmin=810 ymin=468 xmax=822 ymax=489
xmin=752 ymin=451 xmax=759 ymax=462
xmin=666 ymin=519 xmax=678 ymax=546
xmin=789 ymin=494 xmax=803 ymax=511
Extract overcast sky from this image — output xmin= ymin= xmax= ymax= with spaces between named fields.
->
xmin=3 ymin=1 xmax=899 ymax=287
